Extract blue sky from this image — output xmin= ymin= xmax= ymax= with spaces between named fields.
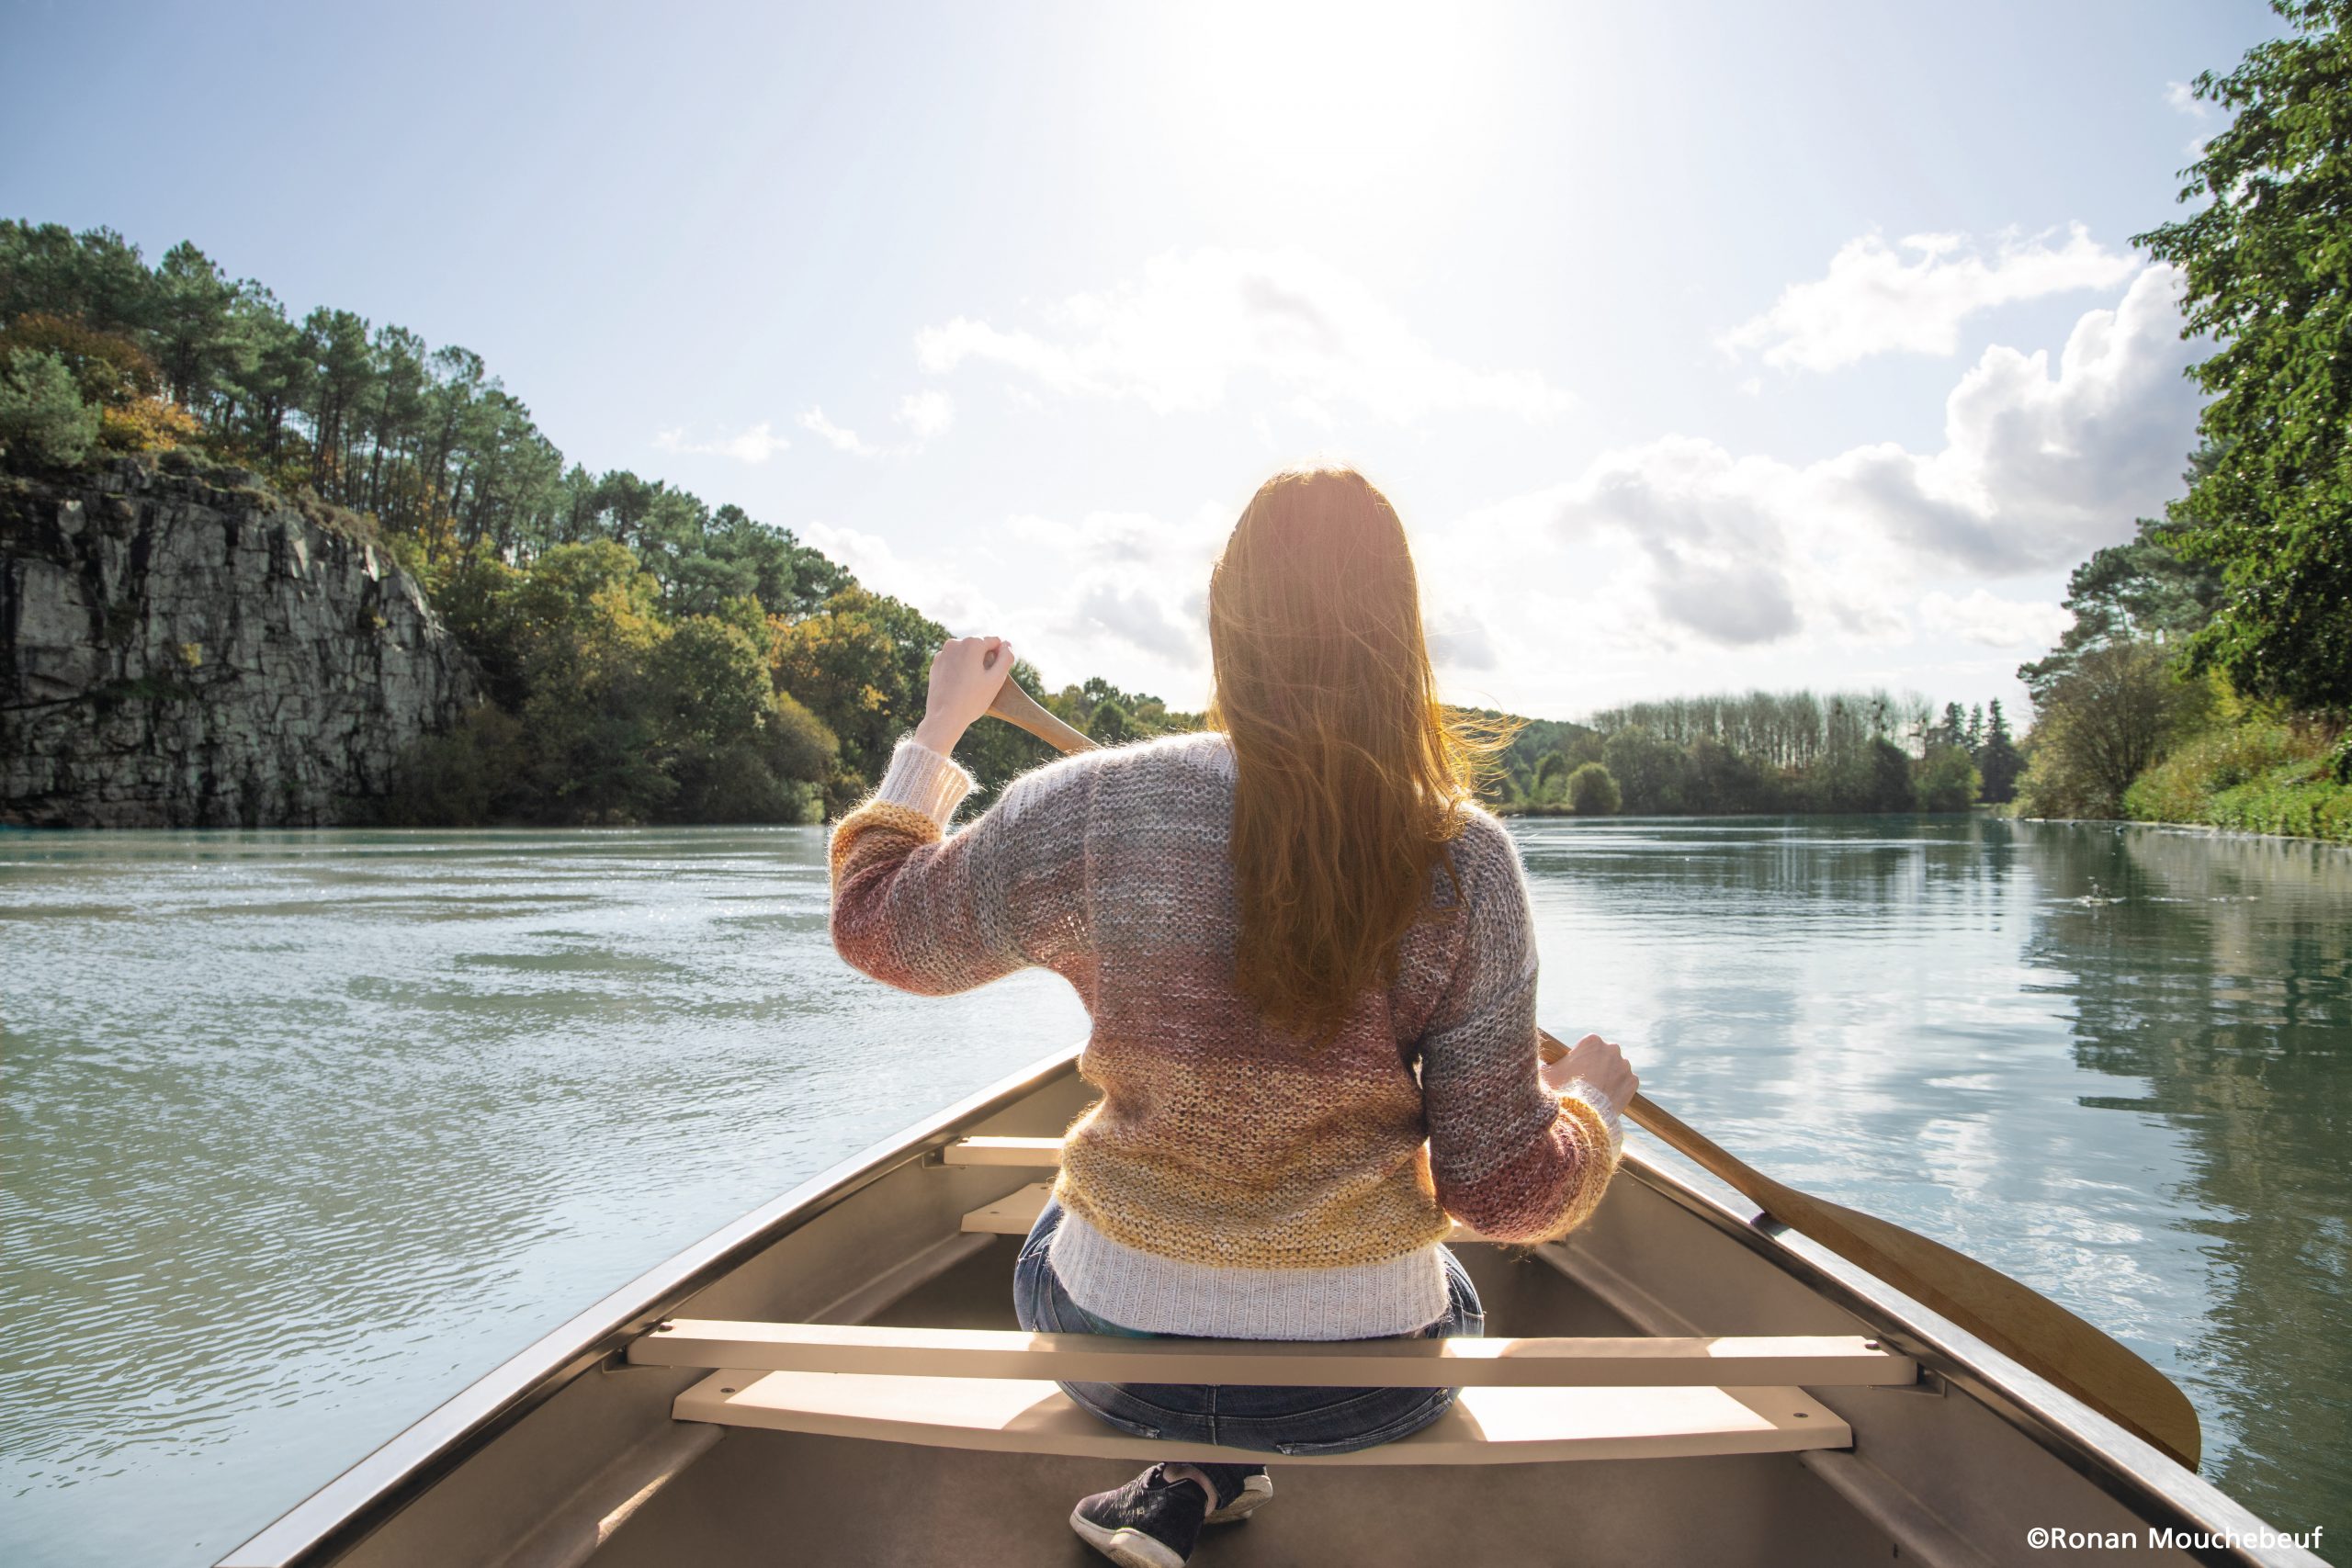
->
xmin=2 ymin=0 xmax=2277 ymax=720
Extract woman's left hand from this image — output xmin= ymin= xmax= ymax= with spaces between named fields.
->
xmin=913 ymin=636 xmax=1013 ymax=755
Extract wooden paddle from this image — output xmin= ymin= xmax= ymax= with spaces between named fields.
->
xmin=989 ymin=677 xmax=1095 ymax=755
xmin=982 ymin=676 xmax=2203 ymax=1469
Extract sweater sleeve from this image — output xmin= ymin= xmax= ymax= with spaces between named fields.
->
xmin=1418 ymin=815 xmax=1623 ymax=1244
xmin=828 ymin=737 xmax=1093 ymax=997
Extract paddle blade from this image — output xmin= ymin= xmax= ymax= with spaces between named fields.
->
xmin=1536 ymin=1033 xmax=2198 ymax=1465
xmin=1783 ymin=1187 xmax=2200 ymax=1469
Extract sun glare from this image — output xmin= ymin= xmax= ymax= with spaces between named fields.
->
xmin=1130 ymin=2 xmax=1511 ymax=232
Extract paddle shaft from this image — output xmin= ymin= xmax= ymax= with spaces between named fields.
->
xmin=987 ymin=674 xmax=1094 ymax=755
xmin=977 ymin=673 xmax=2200 ymax=1467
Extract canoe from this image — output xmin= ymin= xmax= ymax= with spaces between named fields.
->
xmin=219 ymin=1045 xmax=2323 ymax=1568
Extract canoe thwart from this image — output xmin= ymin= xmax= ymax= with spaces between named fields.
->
xmin=957 ymin=1183 xmax=1062 ymax=1236
xmin=630 ymin=1320 xmax=1917 ymax=1389
xmin=673 ymin=1370 xmax=1851 ymax=1464
xmin=937 ymin=1136 xmax=1066 ymax=1167
xmin=960 ymin=1181 xmax=1491 ymax=1244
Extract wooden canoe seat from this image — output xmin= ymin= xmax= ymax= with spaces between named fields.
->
xmin=639 ymin=1323 xmax=1905 ymax=1465
xmin=641 ymin=1134 xmax=1902 ymax=1464
xmin=670 ymin=1371 xmax=1850 ymax=1465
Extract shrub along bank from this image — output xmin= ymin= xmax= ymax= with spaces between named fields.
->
xmin=2011 ymin=570 xmax=2350 ymax=845
xmin=2120 ymin=718 xmax=2351 ymax=843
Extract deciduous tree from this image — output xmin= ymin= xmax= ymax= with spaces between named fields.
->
xmin=2134 ymin=0 xmax=2352 ymax=709
xmin=1917 ymin=745 xmax=1982 ymax=813
xmin=2018 ymin=643 xmax=2212 ymax=818
xmin=1566 ymin=761 xmax=1620 ymax=816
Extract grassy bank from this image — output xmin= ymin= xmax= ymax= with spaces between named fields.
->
xmin=2120 ymin=720 xmax=2352 ymax=844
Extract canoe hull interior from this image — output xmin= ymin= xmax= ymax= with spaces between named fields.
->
xmin=220 ymin=1050 xmax=2316 ymax=1568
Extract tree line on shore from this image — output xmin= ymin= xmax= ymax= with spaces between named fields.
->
xmin=2007 ymin=489 xmax=2348 ymax=843
xmin=2000 ymin=3 xmax=2348 ymax=843
xmin=0 ymin=181 xmax=2329 ymax=838
xmin=1496 ymin=4 xmax=2349 ymax=841
xmin=0 ymin=10 xmax=2339 ymax=837
xmin=1484 ymin=693 xmax=2021 ymax=818
xmin=0 ymin=218 xmax=1202 ymax=823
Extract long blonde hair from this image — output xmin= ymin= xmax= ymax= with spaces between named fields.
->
xmin=1205 ymin=467 xmax=1512 ymax=1041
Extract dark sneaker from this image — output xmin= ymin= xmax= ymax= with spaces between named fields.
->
xmin=1201 ymin=1466 xmax=1272 ymax=1525
xmin=1069 ymin=1465 xmax=1209 ymax=1568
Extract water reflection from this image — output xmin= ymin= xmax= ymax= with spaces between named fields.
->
xmin=1515 ymin=815 xmax=2346 ymax=1529
xmin=0 ymin=829 xmax=1090 ymax=1568
xmin=0 ymin=818 xmax=2344 ymax=1563
xmin=2022 ymin=827 xmax=2351 ymax=1520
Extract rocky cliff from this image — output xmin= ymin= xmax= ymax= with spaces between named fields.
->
xmin=1 ymin=455 xmax=479 ymax=827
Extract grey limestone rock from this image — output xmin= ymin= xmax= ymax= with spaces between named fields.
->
xmin=1 ymin=457 xmax=480 ymax=827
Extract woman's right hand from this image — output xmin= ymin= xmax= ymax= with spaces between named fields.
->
xmin=1543 ymin=1032 xmax=1638 ymax=1115
xmin=911 ymin=635 xmax=1013 ymax=756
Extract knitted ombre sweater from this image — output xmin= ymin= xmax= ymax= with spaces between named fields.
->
xmin=829 ymin=729 xmax=1623 ymax=1338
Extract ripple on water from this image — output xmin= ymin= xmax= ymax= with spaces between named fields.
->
xmin=1 ymin=818 xmax=2346 ymax=1563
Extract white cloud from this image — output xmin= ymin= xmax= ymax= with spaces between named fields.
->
xmin=1425 ymin=606 xmax=1499 ymax=671
xmin=2165 ymin=82 xmax=2217 ymax=155
xmin=914 ymin=247 xmax=1570 ymax=423
xmin=1718 ymin=224 xmax=2140 ymax=372
xmin=1917 ymin=590 xmax=2073 ymax=649
xmin=798 ymin=519 xmax=905 ymax=587
xmin=652 ymin=422 xmax=789 ymax=463
xmin=1903 ymin=265 xmax=2205 ymax=564
xmin=978 ymin=253 xmax=2192 ymax=699
xmin=897 ymin=389 xmax=956 ymax=441
xmin=1069 ymin=581 xmax=1199 ymax=662
xmin=799 ymin=393 xmax=956 ymax=458
xmin=1406 ymin=265 xmax=2202 ymax=703
xmin=799 ymin=406 xmax=883 ymax=457
xmin=816 ymin=267 xmax=2196 ymax=722
xmin=1557 ymin=439 xmax=1804 ymax=647
xmin=803 ymin=501 xmax=1230 ymax=702
xmin=800 ymin=519 xmax=1009 ymax=633
xmin=1004 ymin=503 xmax=1231 ymax=688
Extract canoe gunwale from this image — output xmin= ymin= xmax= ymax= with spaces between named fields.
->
xmin=219 ymin=1044 xmax=2310 ymax=1568
xmin=215 ymin=1045 xmax=1091 ymax=1568
xmin=1579 ymin=1146 xmax=2309 ymax=1567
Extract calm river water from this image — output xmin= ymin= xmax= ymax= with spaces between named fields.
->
xmin=2 ymin=818 xmax=2346 ymax=1565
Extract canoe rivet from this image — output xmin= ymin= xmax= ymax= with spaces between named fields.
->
xmin=1862 ymin=1340 xmax=1882 ymax=1350
xmin=720 ymin=1387 xmax=736 ymax=1394
xmin=653 ymin=1322 xmax=673 ymax=1333
xmin=1794 ymin=1412 xmax=1809 ymax=1418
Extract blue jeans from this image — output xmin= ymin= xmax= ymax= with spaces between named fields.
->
xmin=1012 ymin=1199 xmax=1484 ymax=1458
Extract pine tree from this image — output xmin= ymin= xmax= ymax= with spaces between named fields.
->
xmin=1976 ymin=699 xmax=2025 ymax=804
